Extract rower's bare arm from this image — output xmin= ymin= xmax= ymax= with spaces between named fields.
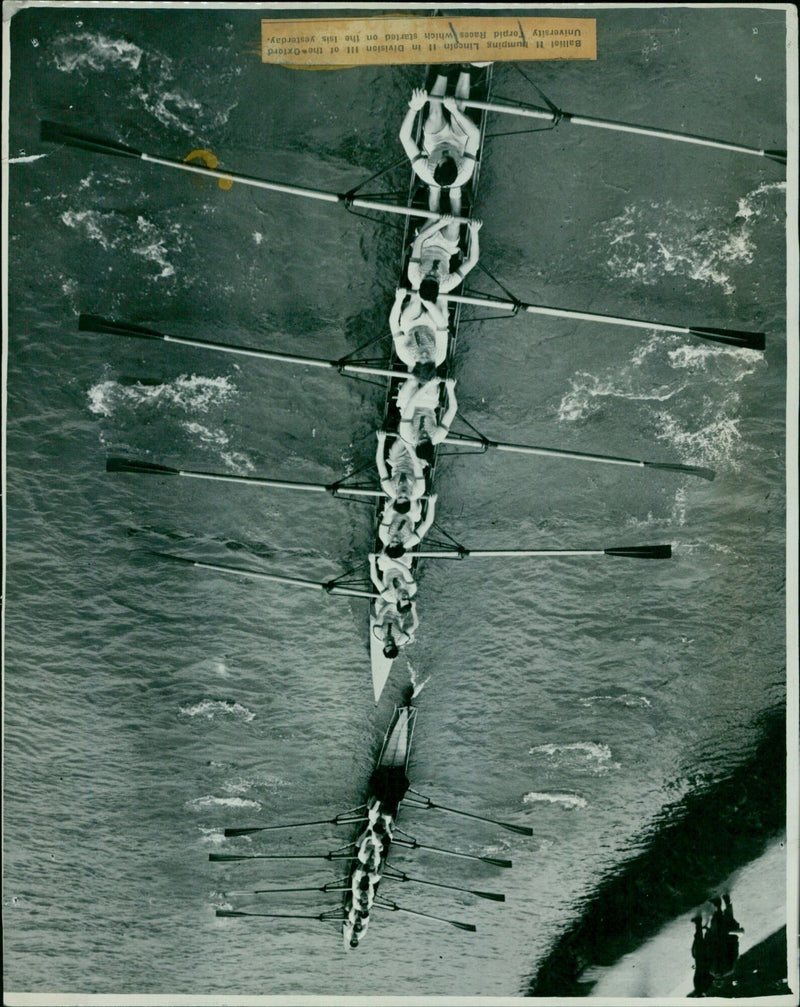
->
xmin=416 ymin=492 xmax=437 ymax=539
xmin=389 ymin=290 xmax=406 ymax=335
xmin=441 ymin=379 xmax=459 ymax=428
xmin=368 ymin=553 xmax=384 ymax=592
xmin=459 ymin=220 xmax=482 ymax=278
xmin=375 ymin=431 xmax=389 ymax=481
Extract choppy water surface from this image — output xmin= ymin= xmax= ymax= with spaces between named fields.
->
xmin=4 ymin=6 xmax=790 ymax=1000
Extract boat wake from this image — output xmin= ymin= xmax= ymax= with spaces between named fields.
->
xmin=408 ymin=661 xmax=429 ymax=698
xmin=580 ymin=694 xmax=652 ymax=709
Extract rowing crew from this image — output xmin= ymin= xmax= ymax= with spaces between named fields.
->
xmin=370 ymin=67 xmax=485 ymax=664
xmin=346 ymin=797 xmax=397 ymax=947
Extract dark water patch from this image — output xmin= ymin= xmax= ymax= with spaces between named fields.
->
xmin=526 ymin=704 xmax=786 ymax=996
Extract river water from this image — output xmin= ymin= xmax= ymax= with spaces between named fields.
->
xmin=4 ymin=5 xmax=793 ymax=1002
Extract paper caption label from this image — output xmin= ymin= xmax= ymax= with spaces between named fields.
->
xmin=261 ymin=17 xmax=596 ymax=66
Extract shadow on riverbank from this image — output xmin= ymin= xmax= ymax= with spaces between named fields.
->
xmin=526 ymin=704 xmax=788 ymax=997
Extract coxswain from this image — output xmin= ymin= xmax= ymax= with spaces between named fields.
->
xmin=376 ymin=430 xmax=427 ymax=503
xmin=368 ymin=766 xmax=410 ymax=818
xmin=397 ymin=376 xmax=458 ymax=466
xmin=407 ymin=215 xmax=482 ymax=302
xmin=390 ymin=288 xmax=449 ymax=371
xmin=399 ymin=72 xmax=480 ymax=214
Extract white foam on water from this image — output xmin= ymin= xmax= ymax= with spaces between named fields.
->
xmin=53 ymin=32 xmax=144 ymax=73
xmin=408 ymin=660 xmax=429 ymax=697
xmin=558 ymin=369 xmax=684 ymax=423
xmin=523 ymin=792 xmax=588 ymax=809
xmin=181 ymin=422 xmax=230 ymax=447
xmin=652 ymin=405 xmax=743 ymax=469
xmin=580 ymin=694 xmax=652 ymax=709
xmin=735 ymin=180 xmax=786 ymax=222
xmin=87 ymin=374 xmax=236 ymax=418
xmin=9 ymin=153 xmax=49 ymax=164
xmin=185 ymin=796 xmax=262 ymax=811
xmin=219 ymin=451 xmax=256 ymax=473
xmin=179 ymin=699 xmax=256 ymax=722
xmin=197 ymin=827 xmax=227 ymax=846
xmin=222 ymin=775 xmax=288 ymax=795
xmin=60 ymin=209 xmax=117 ymax=251
xmin=529 ymin=741 xmax=620 ymax=772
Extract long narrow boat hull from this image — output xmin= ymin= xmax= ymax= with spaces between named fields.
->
xmin=370 ymin=616 xmax=396 ymax=702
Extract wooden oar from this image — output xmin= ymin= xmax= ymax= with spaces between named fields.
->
xmin=443 ymin=431 xmax=716 ymax=481
xmin=225 ymin=883 xmax=349 ymax=896
xmin=216 ymin=909 xmax=339 ymax=922
xmin=210 ymin=852 xmax=353 ymax=863
xmin=427 ymin=95 xmax=786 ymax=164
xmin=108 ymin=459 xmax=387 ymax=500
xmin=373 ymin=898 xmax=476 ymax=932
xmin=443 ymin=292 xmax=765 ymax=352
xmin=223 ymin=808 xmax=367 ymax=837
xmin=381 ymin=867 xmax=505 ymax=902
xmin=403 ymin=789 xmax=533 ymax=836
xmin=154 ymin=552 xmax=377 ymax=599
xmin=391 ymin=836 xmax=512 ymax=868
xmin=41 ymin=121 xmax=471 ymax=223
xmin=413 ymin=545 xmax=671 ymax=560
xmin=79 ymin=314 xmax=404 ymax=379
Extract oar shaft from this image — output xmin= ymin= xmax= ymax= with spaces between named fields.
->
xmin=427 ymin=97 xmax=777 ymax=158
xmin=413 ymin=549 xmax=605 ymax=559
xmin=444 ymin=433 xmax=646 ymax=469
xmin=179 ymin=473 xmax=383 ymax=499
xmin=126 ymin=329 xmax=399 ymax=379
xmin=445 ymin=292 xmax=687 ymax=335
xmin=167 ymin=556 xmax=376 ymax=598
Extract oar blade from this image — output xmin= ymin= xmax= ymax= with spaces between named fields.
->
xmin=688 ymin=326 xmax=765 ymax=351
xmin=482 ymin=856 xmax=513 ymax=868
xmin=107 ymin=458 xmax=179 ymax=476
xmin=644 ymin=461 xmax=716 ymax=482
xmin=79 ymin=313 xmax=165 ymax=339
xmin=473 ymin=890 xmax=506 ymax=902
xmin=501 ymin=822 xmax=534 ymax=836
xmin=764 ymin=149 xmax=787 ymax=165
xmin=40 ymin=121 xmax=142 ymax=159
xmin=209 ymin=854 xmax=251 ymax=862
xmin=604 ymin=545 xmax=672 ymax=559
xmin=451 ymin=921 xmax=478 ymax=932
xmin=223 ymin=827 xmax=265 ymax=837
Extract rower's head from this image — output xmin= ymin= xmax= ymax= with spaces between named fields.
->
xmin=383 ymin=640 xmax=400 ymax=659
xmin=412 ymin=360 xmax=437 ymax=384
xmin=419 ymin=277 xmax=440 ymax=304
xmin=393 ymin=497 xmax=411 ymax=515
xmin=350 ymin=937 xmax=360 ymax=948
xmin=359 ymin=875 xmax=371 ymax=890
xmin=397 ymin=598 xmax=412 ymax=614
xmin=415 ymin=440 xmax=436 ymax=466
xmin=433 ymin=154 xmax=458 ymax=187
xmin=385 ymin=543 xmax=406 ymax=560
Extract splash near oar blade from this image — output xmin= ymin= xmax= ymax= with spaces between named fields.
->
xmin=40 ymin=121 xmax=143 ymax=159
xmin=643 ymin=461 xmax=716 ymax=482
xmin=688 ymin=326 xmax=766 ymax=351
xmin=603 ymin=545 xmax=672 ymax=559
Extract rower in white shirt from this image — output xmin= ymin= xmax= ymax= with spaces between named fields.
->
xmin=376 ymin=493 xmax=437 ymax=560
xmin=397 ymin=376 xmax=458 ymax=467
xmin=389 ymin=288 xmax=449 ymax=372
xmin=376 ymin=429 xmax=427 ymax=504
xmin=407 ymin=215 xmax=482 ymax=305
